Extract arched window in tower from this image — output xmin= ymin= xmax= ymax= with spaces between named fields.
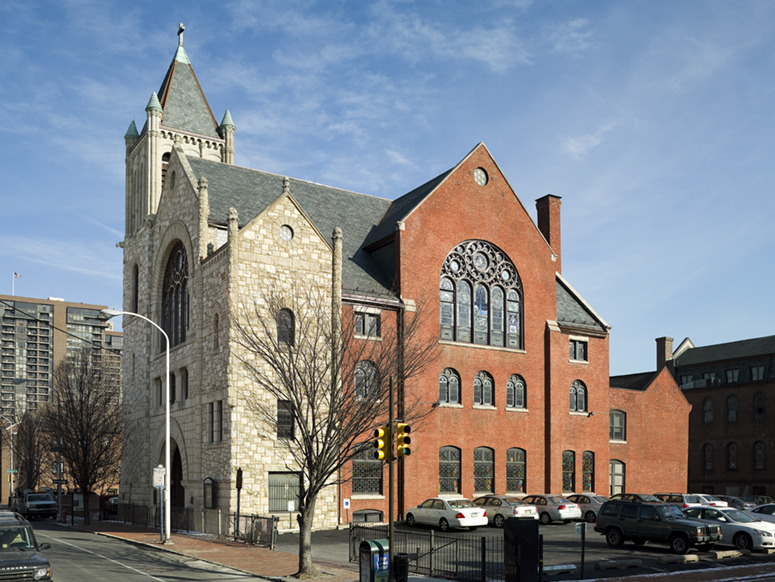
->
xmin=161 ymin=152 xmax=170 ymax=187
xmin=439 ymin=241 xmax=523 ymax=349
xmin=162 ymin=241 xmax=189 ymax=348
xmin=570 ymin=380 xmax=587 ymax=412
xmin=277 ymin=309 xmax=294 ymax=346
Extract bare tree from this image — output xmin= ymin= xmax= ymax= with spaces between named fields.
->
xmin=234 ymin=283 xmax=438 ymax=577
xmin=43 ymin=348 xmax=121 ymax=525
xmin=9 ymin=412 xmax=49 ymax=493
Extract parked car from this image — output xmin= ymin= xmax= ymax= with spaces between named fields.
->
xmin=609 ymin=493 xmax=661 ymax=503
xmin=473 ymin=495 xmax=538 ymax=526
xmin=0 ymin=512 xmax=52 ymax=580
xmin=567 ymin=494 xmax=609 ymax=523
xmin=742 ymin=495 xmax=775 ymax=506
xmin=595 ymin=500 xmax=722 ymax=554
xmin=716 ymin=495 xmax=755 ymax=510
xmin=694 ymin=494 xmax=728 ymax=507
xmin=654 ymin=493 xmax=703 ymax=508
xmin=748 ymin=504 xmax=775 ymax=524
xmin=521 ymin=495 xmax=581 ymax=525
xmin=405 ymin=498 xmax=488 ymax=532
xmin=682 ymin=506 xmax=775 ymax=551
xmin=13 ymin=493 xmax=57 ymax=520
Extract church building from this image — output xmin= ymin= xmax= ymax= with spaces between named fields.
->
xmin=118 ymin=31 xmax=690 ymax=531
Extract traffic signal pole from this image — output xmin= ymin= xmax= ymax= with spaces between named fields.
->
xmin=388 ymin=376 xmax=395 ymax=582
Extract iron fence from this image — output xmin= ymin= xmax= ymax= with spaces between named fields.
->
xmin=350 ymin=524 xmax=504 ymax=582
xmin=233 ymin=514 xmax=279 ymax=549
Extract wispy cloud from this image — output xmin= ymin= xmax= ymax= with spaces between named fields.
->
xmin=562 ymin=122 xmax=617 ymax=159
xmin=0 ymin=237 xmax=122 ymax=281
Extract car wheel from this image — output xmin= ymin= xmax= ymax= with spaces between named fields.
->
xmin=406 ymin=513 xmax=416 ymax=527
xmin=606 ymin=528 xmax=624 ymax=548
xmin=493 ymin=514 xmax=505 ymax=528
xmin=584 ymin=511 xmax=596 ymax=523
xmin=439 ymin=518 xmax=450 ymax=532
xmin=734 ymin=532 xmax=753 ymax=551
xmin=669 ymin=534 xmax=689 ymax=555
xmin=540 ymin=512 xmax=552 ymax=525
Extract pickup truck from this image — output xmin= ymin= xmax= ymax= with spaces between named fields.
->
xmin=594 ymin=500 xmax=722 ymax=554
xmin=14 ymin=493 xmax=57 ymax=520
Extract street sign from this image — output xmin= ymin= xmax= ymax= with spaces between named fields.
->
xmin=52 ymin=479 xmax=67 ymax=485
xmin=6 ymin=469 xmax=17 ymax=474
xmin=153 ymin=465 xmax=166 ymax=488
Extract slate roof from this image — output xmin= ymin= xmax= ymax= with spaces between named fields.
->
xmin=673 ymin=335 xmax=775 ymax=367
xmin=186 ymin=157 xmax=395 ymax=296
xmin=555 ymin=275 xmax=609 ymax=334
xmin=155 ymin=46 xmax=220 ymax=139
xmin=610 ymin=372 xmax=656 ymax=391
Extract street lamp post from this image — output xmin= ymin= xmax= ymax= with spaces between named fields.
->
xmin=100 ymin=309 xmax=171 ymax=543
xmin=0 ymin=416 xmax=18 ymax=508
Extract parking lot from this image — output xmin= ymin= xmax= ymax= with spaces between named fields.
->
xmin=277 ymin=520 xmax=775 ymax=580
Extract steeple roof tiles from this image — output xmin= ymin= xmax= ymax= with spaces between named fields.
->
xmin=186 ymin=157 xmax=394 ymax=296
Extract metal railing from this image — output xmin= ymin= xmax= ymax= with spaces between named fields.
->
xmin=233 ymin=514 xmax=279 ymax=549
xmin=350 ymin=524 xmax=504 ymax=582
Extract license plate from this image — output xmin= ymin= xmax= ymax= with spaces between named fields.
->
xmin=525 ymin=509 xmax=534 ymax=514
xmin=471 ymin=512 xmax=479 ymax=517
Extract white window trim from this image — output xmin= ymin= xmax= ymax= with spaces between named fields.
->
xmin=506 ymin=407 xmax=529 ymax=414
xmin=473 ymin=404 xmax=497 ymax=411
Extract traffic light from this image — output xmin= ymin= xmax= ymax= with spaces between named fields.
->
xmin=374 ymin=426 xmax=390 ymax=461
xmin=396 ymin=423 xmax=411 ymax=458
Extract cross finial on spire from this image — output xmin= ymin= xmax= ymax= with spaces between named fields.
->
xmin=178 ymin=23 xmax=185 ymax=46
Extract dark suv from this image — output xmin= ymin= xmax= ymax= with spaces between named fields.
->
xmin=0 ymin=512 xmax=52 ymax=580
xmin=594 ymin=500 xmax=722 ymax=554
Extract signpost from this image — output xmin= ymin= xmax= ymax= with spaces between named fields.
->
xmin=153 ymin=465 xmax=166 ymax=543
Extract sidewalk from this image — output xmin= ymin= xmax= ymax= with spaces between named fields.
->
xmin=60 ymin=519 xmax=775 ymax=582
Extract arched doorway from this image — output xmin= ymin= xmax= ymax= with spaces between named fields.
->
xmin=171 ymin=446 xmax=184 ymax=508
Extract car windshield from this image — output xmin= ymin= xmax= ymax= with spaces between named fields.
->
xmin=26 ymin=495 xmax=52 ymax=502
xmin=593 ymin=496 xmax=609 ymax=503
xmin=548 ymin=497 xmax=567 ymax=504
xmin=504 ymin=498 xmax=526 ymax=506
xmin=663 ymin=506 xmax=684 ymax=519
xmin=724 ymin=510 xmax=757 ymax=523
xmin=703 ymin=495 xmax=722 ymax=502
xmin=447 ymin=499 xmax=475 ymax=509
xmin=0 ymin=527 xmax=35 ymax=550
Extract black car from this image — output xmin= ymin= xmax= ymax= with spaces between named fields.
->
xmin=0 ymin=512 xmax=52 ymax=580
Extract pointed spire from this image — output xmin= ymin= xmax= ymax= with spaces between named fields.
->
xmin=124 ymin=120 xmax=139 ymax=139
xmin=145 ymin=92 xmax=162 ymax=113
xmin=219 ymin=109 xmax=236 ymax=130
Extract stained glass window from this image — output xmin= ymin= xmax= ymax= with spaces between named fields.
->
xmin=277 ymin=309 xmax=294 ymax=346
xmin=353 ymin=445 xmax=383 ymax=494
xmin=438 ymin=368 xmax=460 ymax=404
xmin=562 ymin=450 xmax=575 ymax=492
xmin=582 ymin=451 xmax=594 ymax=491
xmin=506 ymin=448 xmax=526 ymax=493
xmin=439 ymin=447 xmax=461 ymax=493
xmin=162 ymin=241 xmax=188 ymax=348
xmin=474 ymin=447 xmax=494 ymax=492
xmin=439 ymin=241 xmax=522 ymax=349
xmin=727 ymin=443 xmax=738 ymax=470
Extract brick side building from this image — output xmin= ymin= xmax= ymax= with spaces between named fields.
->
xmin=119 ymin=32 xmax=690 ymax=531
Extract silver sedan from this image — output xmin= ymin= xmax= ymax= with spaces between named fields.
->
xmin=567 ymin=494 xmax=609 ymax=523
xmin=521 ymin=494 xmax=582 ymax=525
xmin=473 ymin=495 xmax=539 ymax=526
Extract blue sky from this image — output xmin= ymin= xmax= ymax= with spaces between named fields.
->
xmin=1 ymin=0 xmax=773 ymax=375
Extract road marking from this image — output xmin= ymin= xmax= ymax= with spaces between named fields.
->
xmin=38 ymin=533 xmax=167 ymax=581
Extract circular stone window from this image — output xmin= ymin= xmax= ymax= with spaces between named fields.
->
xmin=474 ymin=167 xmax=488 ymax=186
xmin=279 ymin=224 xmax=294 ymax=241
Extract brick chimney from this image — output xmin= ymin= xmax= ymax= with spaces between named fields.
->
xmin=536 ymin=195 xmax=562 ymax=271
xmin=656 ymin=337 xmax=674 ymax=371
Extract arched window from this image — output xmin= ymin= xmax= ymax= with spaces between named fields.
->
xmin=609 ymin=410 xmax=626 ymax=441
xmin=439 ymin=240 xmax=523 ymax=349
xmin=474 ymin=447 xmax=494 ymax=493
xmin=754 ymin=442 xmax=766 ymax=470
xmin=354 ymin=362 xmax=378 ymax=399
xmin=570 ymin=380 xmax=586 ymax=412
xmin=754 ymin=392 xmax=765 ymax=421
xmin=438 ymin=368 xmax=460 ymax=404
xmin=609 ymin=460 xmax=625 ymax=496
xmin=353 ymin=444 xmax=383 ymax=494
xmin=703 ymin=398 xmax=714 ymax=423
xmin=473 ymin=371 xmax=494 ymax=406
xmin=162 ymin=241 xmax=189 ymax=348
xmin=703 ymin=444 xmax=713 ymax=470
xmin=161 ymin=151 xmax=170 ymax=187
xmin=213 ymin=313 xmax=220 ymax=351
xmin=562 ymin=450 xmax=575 ymax=492
xmin=277 ymin=308 xmax=294 ymax=346
xmin=506 ymin=448 xmax=526 ymax=493
xmin=506 ymin=374 xmax=526 ymax=409
xmin=582 ymin=451 xmax=594 ymax=491
xmin=439 ymin=446 xmax=461 ymax=493
xmin=727 ymin=395 xmax=738 ymax=422
xmin=727 ymin=442 xmax=738 ymax=470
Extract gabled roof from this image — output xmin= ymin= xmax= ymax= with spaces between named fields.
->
xmin=610 ymin=371 xmax=657 ymax=391
xmin=154 ymin=44 xmax=220 ymax=138
xmin=186 ymin=157 xmax=394 ymax=296
xmin=673 ymin=335 xmax=775 ymax=367
xmin=555 ymin=273 xmax=610 ymax=335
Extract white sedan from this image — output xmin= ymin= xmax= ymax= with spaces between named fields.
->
xmin=405 ymin=497 xmax=488 ymax=532
xmin=683 ymin=506 xmax=775 ymax=551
